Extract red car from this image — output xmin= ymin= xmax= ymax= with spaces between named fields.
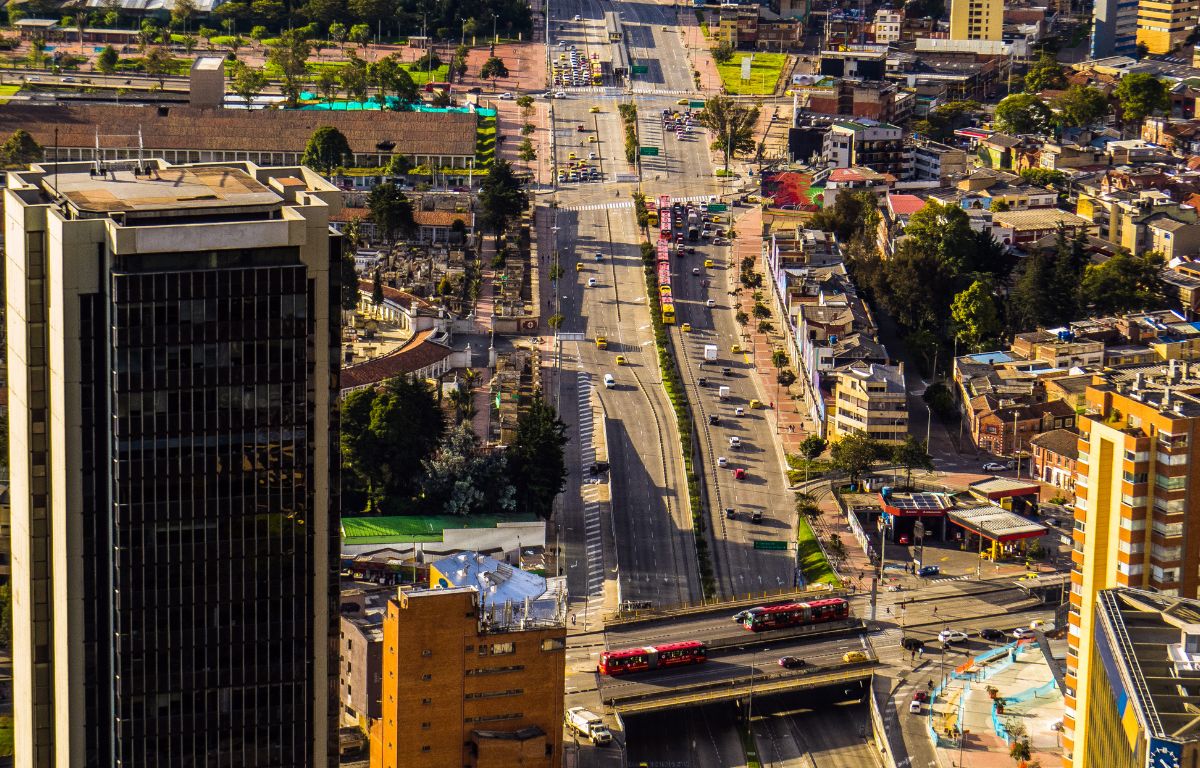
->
xmin=734 ymin=468 xmax=747 ymax=480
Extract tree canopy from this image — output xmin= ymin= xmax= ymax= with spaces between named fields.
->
xmin=1114 ymin=73 xmax=1169 ymax=123
xmin=912 ymin=100 xmax=980 ymax=141
xmin=420 ymin=422 xmax=516 ymax=516
xmin=891 ymin=435 xmax=934 ymax=488
xmin=267 ymin=29 xmax=310 ymax=107
xmin=478 ymin=159 xmax=528 ymax=241
xmin=698 ymin=95 xmax=760 ymax=171
xmin=480 ymin=56 xmax=509 ymax=85
xmin=951 ymin=279 xmax=1001 ymax=352
xmin=994 ymin=93 xmax=1052 ymax=135
xmin=366 ymin=182 xmax=416 ymax=241
xmin=1023 ymin=53 xmax=1067 ymax=94
xmin=830 ymin=433 xmax=884 ymax=485
xmin=301 ymin=125 xmax=353 ymax=173
xmin=341 ymin=377 xmax=446 ymax=513
xmin=1080 ymin=250 xmax=1166 ymax=314
xmin=0 ymin=129 xmax=42 ymax=167
xmin=1052 ymin=85 xmax=1109 ymax=128
xmin=507 ymin=391 xmax=569 ymax=520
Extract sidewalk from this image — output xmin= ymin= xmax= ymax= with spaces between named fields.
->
xmin=679 ymin=5 xmax=722 ymax=92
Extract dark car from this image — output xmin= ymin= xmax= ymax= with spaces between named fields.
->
xmin=725 ymin=507 xmax=736 ymax=519
xmin=721 ymin=367 xmax=732 ymax=376
xmin=589 ymin=462 xmax=610 ymax=475
xmin=751 ymin=510 xmax=763 ymax=523
xmin=708 ymin=414 xmax=720 ymax=425
xmin=918 ymin=565 xmax=941 ymax=577
xmin=778 ymin=656 xmax=807 ymax=669
xmin=698 ymin=377 xmax=708 ymax=387
xmin=979 ymin=628 xmax=1007 ymax=642
xmin=901 ymin=637 xmax=925 ymax=652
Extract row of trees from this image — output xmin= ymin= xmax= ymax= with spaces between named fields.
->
xmin=341 ymin=377 xmax=568 ymax=518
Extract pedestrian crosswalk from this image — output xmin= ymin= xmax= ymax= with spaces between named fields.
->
xmin=576 ymin=372 xmax=604 ymax=600
xmin=560 ymin=194 xmax=720 ymax=212
xmin=630 ymin=87 xmax=697 ymax=95
xmin=927 ymin=575 xmax=971 ymax=585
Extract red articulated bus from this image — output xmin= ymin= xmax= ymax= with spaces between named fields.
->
xmin=598 ymin=640 xmax=707 ymax=676
xmin=738 ymin=597 xmax=850 ymax=632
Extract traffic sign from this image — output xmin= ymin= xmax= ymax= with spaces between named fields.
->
xmin=689 ymin=100 xmax=706 ymax=108
xmin=753 ymin=540 xmax=788 ymax=550
xmin=639 ymin=146 xmax=660 ymax=156
xmin=706 ymin=203 xmax=727 ymax=212
xmin=631 ymin=64 xmax=648 ymax=74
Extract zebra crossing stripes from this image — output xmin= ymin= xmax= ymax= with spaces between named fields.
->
xmin=561 ymin=200 xmax=635 ymax=212
xmin=927 ymin=575 xmax=971 ymax=585
xmin=576 ymin=372 xmax=604 ymax=599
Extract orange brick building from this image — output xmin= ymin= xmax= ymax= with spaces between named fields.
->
xmin=372 ymin=586 xmax=566 ymax=768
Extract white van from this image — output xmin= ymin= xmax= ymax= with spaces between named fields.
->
xmin=603 ymin=373 xmax=616 ymax=389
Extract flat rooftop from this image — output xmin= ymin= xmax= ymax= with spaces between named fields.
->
xmin=948 ymin=503 xmax=1048 ymax=542
xmin=53 ymin=165 xmax=280 ymax=215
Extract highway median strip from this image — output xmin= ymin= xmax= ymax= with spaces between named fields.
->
xmin=641 ymin=240 xmax=717 ymax=599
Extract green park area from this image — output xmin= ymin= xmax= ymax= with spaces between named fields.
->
xmin=716 ymin=52 xmax=786 ymax=96
xmin=341 ymin=513 xmax=540 ymax=545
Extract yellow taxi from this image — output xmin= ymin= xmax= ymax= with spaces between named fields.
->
xmin=677 ymin=98 xmax=689 ymax=105
xmin=704 ymin=259 xmax=714 ymax=268
xmin=731 ymin=343 xmax=742 ymax=354
xmin=749 ymin=399 xmax=763 ymax=409
xmin=587 ymin=135 xmax=598 ymax=143
xmin=681 ymin=323 xmax=692 ymax=332
xmin=615 ymin=355 xmax=627 ymax=365
xmin=843 ymin=651 xmax=869 ymax=664
xmin=590 ymin=105 xmax=600 ymax=113
xmin=568 ymin=152 xmax=577 ymax=160
xmin=576 ymin=262 xmax=584 ymax=272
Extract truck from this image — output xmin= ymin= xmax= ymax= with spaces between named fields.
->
xmin=703 ymin=344 xmax=718 ymax=361
xmin=566 ymin=707 xmax=613 ymax=745
xmin=718 ymin=386 xmax=731 ymax=400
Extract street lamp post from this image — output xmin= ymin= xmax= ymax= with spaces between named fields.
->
xmin=747 ymin=647 xmax=769 ymax=744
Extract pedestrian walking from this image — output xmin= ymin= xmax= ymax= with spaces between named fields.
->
xmin=933 ymin=606 xmax=938 ymax=616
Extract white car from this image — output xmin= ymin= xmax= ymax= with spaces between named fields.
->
xmin=499 ymin=92 xmax=514 ymax=100
xmin=728 ymin=436 xmax=741 ymax=448
xmin=1012 ymin=627 xmax=1036 ymax=639
xmin=706 ymin=299 xmax=716 ymax=308
xmin=717 ymin=456 xmax=728 ymax=467
xmin=587 ymin=277 xmax=597 ymax=287
xmin=734 ymin=407 xmax=745 ymax=416
xmin=554 ymin=90 xmax=567 ymax=98
xmin=588 ymin=152 xmax=597 ymax=159
xmin=982 ymin=462 xmax=1009 ymax=472
xmin=573 ymin=13 xmax=581 ymax=19
xmin=939 ymin=629 xmax=969 ymax=644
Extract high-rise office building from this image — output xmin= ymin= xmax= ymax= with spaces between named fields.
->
xmin=5 ymin=159 xmax=343 ymax=767
xmin=948 ymin=0 xmax=1003 ymax=41
xmin=1065 ymin=362 xmax=1200 ymax=765
xmin=1092 ymin=0 xmax=1141 ymax=57
xmin=1136 ymin=0 xmax=1200 ymax=54
xmin=373 ymin=553 xmax=566 ymax=768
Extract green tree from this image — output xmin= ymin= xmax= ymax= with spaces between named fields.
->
xmin=697 ymin=95 xmax=760 ymax=171
xmin=249 ymin=24 xmax=269 ymax=42
xmin=249 ymin=0 xmax=284 ymax=24
xmin=508 ymin=391 xmax=569 ymax=520
xmin=891 ymin=435 xmax=934 ymax=488
xmin=1079 ymin=250 xmax=1167 ymax=314
xmin=450 ymin=44 xmax=469 ymax=82
xmin=0 ymin=129 xmax=39 ymax=166
xmin=302 ymin=0 xmax=343 ymax=26
xmin=1020 ymin=167 xmax=1067 ymax=187
xmin=795 ymin=491 xmax=820 ymax=522
xmin=950 ymin=279 xmax=1001 ymax=351
xmin=994 ymin=93 xmax=1051 ymax=135
xmin=1008 ymin=249 xmax=1057 ymax=331
xmin=711 ymin=40 xmax=735 ymax=64
xmin=371 ymin=267 xmax=384 ymax=306
xmin=809 ymin=188 xmax=877 ymax=242
xmin=338 ymin=51 xmax=369 ymax=101
xmin=517 ymin=137 xmax=537 ymax=162
xmin=316 ymin=66 xmax=340 ymax=103
xmin=328 ymin=20 xmax=347 ymax=49
xmin=349 ymin=0 xmax=390 ymax=27
xmin=349 ymin=23 xmax=370 ymax=47
xmin=96 ymin=44 xmax=118 ymax=74
xmin=478 ymin=158 xmax=527 ymax=243
xmin=912 ymin=100 xmax=979 ymax=141
xmin=267 ymin=29 xmax=311 ymax=107
xmin=420 ymin=422 xmax=516 ymax=516
xmin=800 ymin=434 xmax=827 ymax=460
xmin=480 ymin=55 xmax=509 ymax=89
xmin=1114 ymin=72 xmax=1169 ymax=123
xmin=1023 ymin=52 xmax=1066 ymax=93
xmin=366 ymin=182 xmax=415 ymax=241
xmin=228 ymin=60 xmax=268 ymax=105
xmin=301 ymin=125 xmax=353 ymax=172
xmin=142 ymin=46 xmax=173 ymax=87
xmin=385 ymin=153 xmax=412 ymax=176
xmin=516 ymin=93 xmax=534 ymax=118
xmin=340 ymin=377 xmax=446 ymax=512
xmin=1052 ymin=85 xmax=1109 ymax=128
xmin=830 ymin=433 xmax=883 ymax=486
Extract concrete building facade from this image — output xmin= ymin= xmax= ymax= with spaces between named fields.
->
xmin=949 ymin=0 xmax=1003 ymax=40
xmin=1065 ymin=364 xmax=1200 ymax=764
xmin=1136 ymin=0 xmax=1200 ymax=53
xmin=1091 ymin=0 xmax=1141 ymax=57
xmin=829 ymin=362 xmax=908 ymax=444
xmin=5 ymin=160 xmax=343 ymax=767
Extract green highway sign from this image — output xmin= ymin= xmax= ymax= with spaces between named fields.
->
xmin=707 ymin=203 xmax=728 ymax=212
xmin=689 ymin=100 xmax=706 ymax=108
xmin=631 ymin=64 xmax=648 ymax=74
xmin=753 ymin=540 xmax=788 ymax=551
xmin=639 ymin=146 xmax=660 ymax=156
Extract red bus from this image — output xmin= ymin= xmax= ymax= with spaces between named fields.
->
xmin=598 ymin=640 xmax=707 ymax=676
xmin=739 ymin=598 xmax=850 ymax=632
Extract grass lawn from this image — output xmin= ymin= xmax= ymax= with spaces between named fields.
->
xmin=0 ymin=84 xmax=19 ymax=105
xmin=0 ymin=715 xmax=12 ymax=757
xmin=403 ymin=63 xmax=449 ymax=86
xmin=796 ymin=517 xmax=840 ymax=588
xmin=786 ymin=454 xmax=832 ymax=485
xmin=715 ymin=52 xmax=786 ymax=96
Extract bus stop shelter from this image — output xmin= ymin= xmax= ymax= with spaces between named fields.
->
xmin=947 ymin=503 xmax=1048 ymax=562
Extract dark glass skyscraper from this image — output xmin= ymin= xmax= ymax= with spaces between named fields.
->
xmin=5 ymin=160 xmax=343 ymax=767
